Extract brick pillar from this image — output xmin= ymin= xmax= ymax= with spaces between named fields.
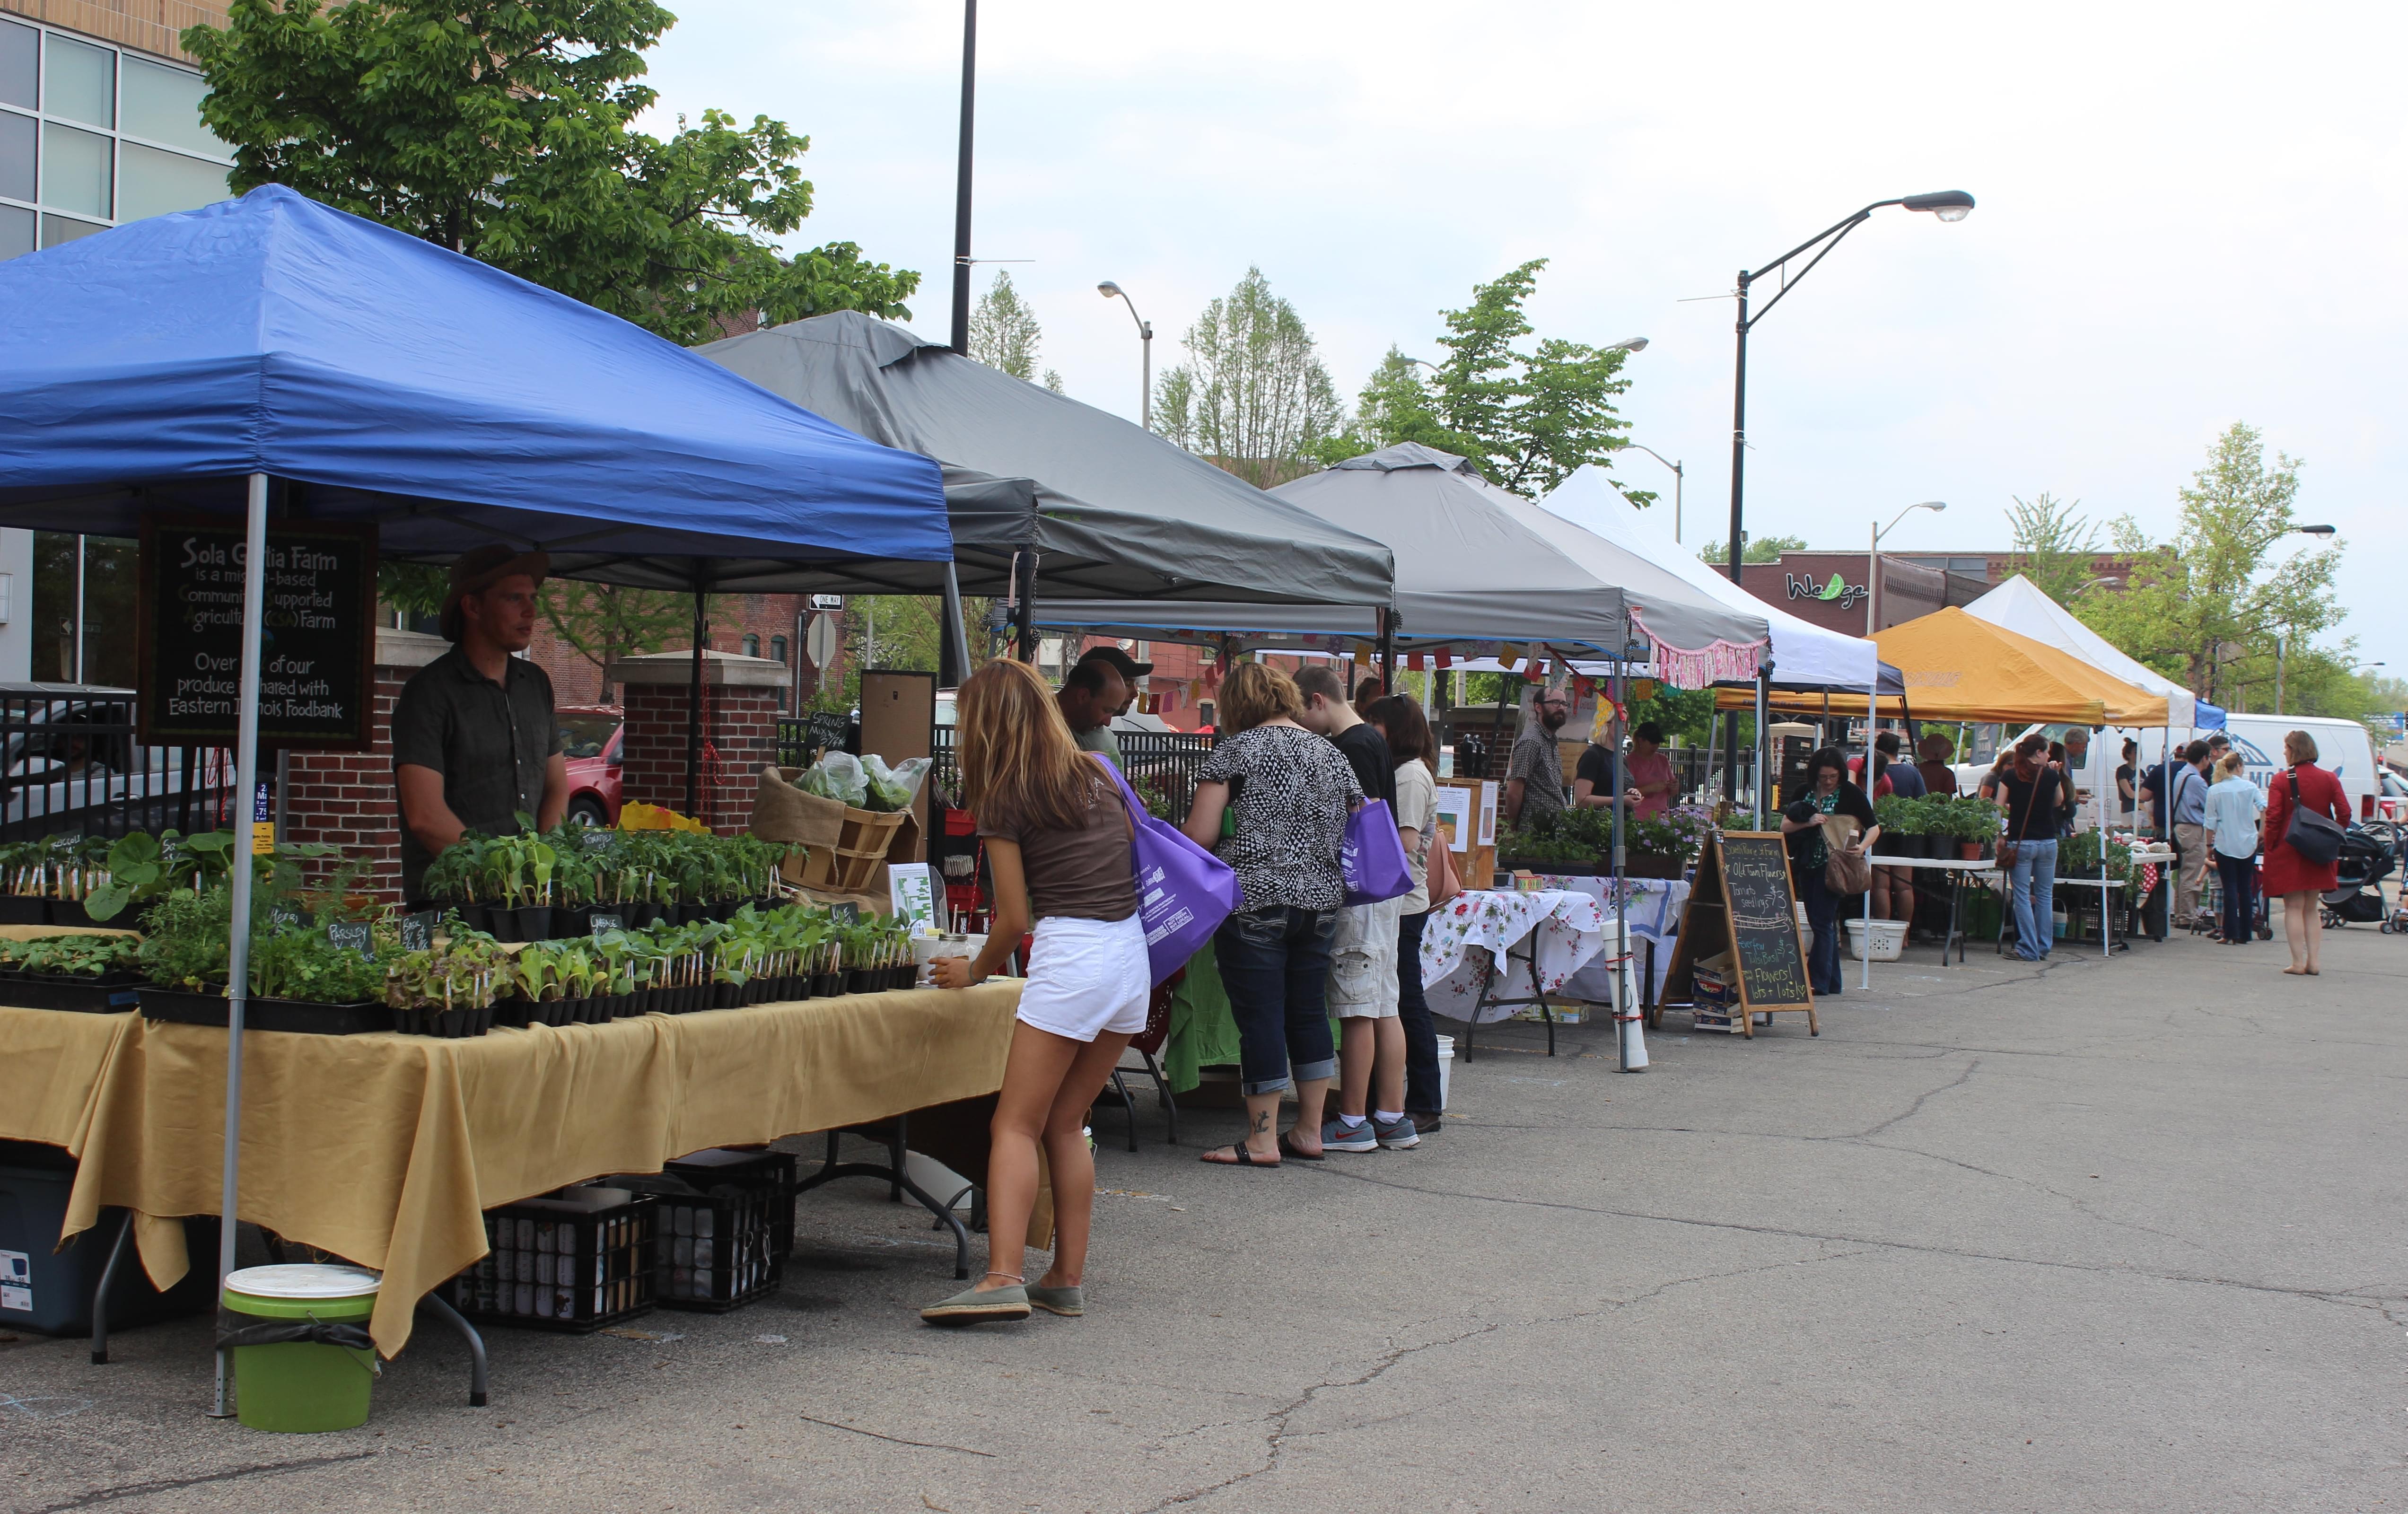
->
xmin=280 ymin=627 xmax=449 ymax=902
xmin=606 ymin=648 xmax=792 ymax=836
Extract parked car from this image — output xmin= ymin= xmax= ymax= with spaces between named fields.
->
xmin=557 ymin=705 xmax=622 ymax=826
xmin=0 ymin=685 xmax=228 ymax=840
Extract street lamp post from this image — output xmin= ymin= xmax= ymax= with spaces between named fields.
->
xmin=1624 ymin=443 xmax=1684 ymax=542
xmin=1719 ymin=190 xmax=1973 ymax=796
xmin=1865 ymin=501 xmax=1948 ymax=635
xmin=1097 ymin=281 xmax=1153 ymax=430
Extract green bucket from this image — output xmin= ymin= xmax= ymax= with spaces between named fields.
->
xmin=221 ymin=1264 xmax=382 ymax=1433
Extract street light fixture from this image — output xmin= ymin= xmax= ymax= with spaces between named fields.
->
xmin=1866 ymin=501 xmax=1948 ymax=635
xmin=1718 ymin=189 xmax=1973 ymax=795
xmin=2296 ymin=524 xmax=2337 ymax=537
xmin=1623 ymin=444 xmax=1685 ymax=543
xmin=1097 ymin=281 xmax=1153 ymax=431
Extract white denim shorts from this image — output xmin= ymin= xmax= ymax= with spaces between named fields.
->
xmin=1327 ymin=895 xmax=1404 ymax=1019
xmin=1015 ymin=911 xmax=1151 ymax=1042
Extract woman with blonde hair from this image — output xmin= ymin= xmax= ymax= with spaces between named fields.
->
xmin=2261 ymin=728 xmax=2349 ymax=974
xmin=1182 ymin=659 xmax=1361 ymax=1166
xmin=2201 ymin=749 xmax=2264 ymax=945
xmin=922 ymin=658 xmax=1145 ymax=1323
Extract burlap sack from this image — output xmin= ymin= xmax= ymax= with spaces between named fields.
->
xmin=753 ymin=765 xmax=847 ymax=849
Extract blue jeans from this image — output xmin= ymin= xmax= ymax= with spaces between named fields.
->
xmin=1397 ymin=909 xmax=1440 ymax=1115
xmin=1799 ymin=867 xmax=1844 ymax=995
xmin=2007 ymin=838 xmax=2059 ymax=960
xmin=1213 ymin=905 xmax=1339 ymax=1095
xmin=2216 ymin=851 xmax=2257 ymax=943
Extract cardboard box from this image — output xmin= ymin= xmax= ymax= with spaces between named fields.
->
xmin=754 ymin=765 xmax=924 ymax=894
xmin=1434 ymin=779 xmax=1500 ymax=890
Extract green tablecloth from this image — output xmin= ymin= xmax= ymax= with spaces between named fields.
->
xmin=1161 ymin=945 xmax=1343 ymax=1095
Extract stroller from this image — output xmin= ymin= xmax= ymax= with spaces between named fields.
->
xmin=2327 ymin=824 xmax=2398 ymax=928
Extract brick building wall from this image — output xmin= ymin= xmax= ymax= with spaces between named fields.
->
xmin=607 ymin=649 xmax=791 ymax=835
xmin=278 ymin=627 xmax=447 ymax=901
xmin=0 ymin=0 xmax=227 ymax=61
xmin=524 ymin=592 xmax=837 ymax=711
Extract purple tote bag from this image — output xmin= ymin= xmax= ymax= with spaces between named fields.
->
xmin=1098 ymin=759 xmax=1242 ymax=985
xmin=1341 ymin=798 xmax=1415 ymax=907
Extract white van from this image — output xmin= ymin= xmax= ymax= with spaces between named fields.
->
xmin=1961 ymin=715 xmax=2380 ymax=828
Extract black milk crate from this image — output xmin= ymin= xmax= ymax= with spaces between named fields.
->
xmin=443 ymin=1189 xmax=658 ymax=1332
xmin=618 ymin=1149 xmax=797 ymax=1312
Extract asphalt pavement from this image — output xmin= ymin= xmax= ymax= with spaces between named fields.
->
xmin=5 ymin=906 xmax=2404 ymax=1513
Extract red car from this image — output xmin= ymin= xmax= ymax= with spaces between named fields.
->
xmin=558 ymin=706 xmax=623 ymax=826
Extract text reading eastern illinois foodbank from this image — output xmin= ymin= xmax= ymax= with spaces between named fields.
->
xmin=166 ymin=536 xmax=350 ymax=725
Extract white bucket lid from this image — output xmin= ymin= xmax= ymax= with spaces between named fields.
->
xmin=224 ymin=1263 xmax=382 ymax=1299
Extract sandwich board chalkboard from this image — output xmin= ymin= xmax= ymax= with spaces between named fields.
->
xmin=135 ymin=516 xmax=378 ymax=750
xmin=1660 ymin=831 xmax=1817 ymax=1038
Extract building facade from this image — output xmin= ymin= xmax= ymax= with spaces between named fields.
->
xmin=1738 ymin=550 xmax=2134 ymax=635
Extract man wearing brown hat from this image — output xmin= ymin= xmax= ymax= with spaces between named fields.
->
xmin=390 ymin=546 xmax=568 ymax=900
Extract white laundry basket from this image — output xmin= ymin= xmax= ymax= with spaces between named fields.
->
xmin=1844 ymin=918 xmax=1907 ymax=962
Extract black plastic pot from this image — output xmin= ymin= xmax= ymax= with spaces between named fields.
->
xmin=811 ymin=972 xmax=841 ymax=999
xmin=515 ymin=906 xmax=555 ymax=942
xmin=0 ymin=896 xmax=45 ymax=925
xmin=842 ymin=968 xmax=875 ymax=996
xmin=554 ymin=904 xmax=591 ymax=940
xmin=46 ymin=899 xmax=96 ymax=928
xmin=710 ymin=981 xmax=742 ymax=1009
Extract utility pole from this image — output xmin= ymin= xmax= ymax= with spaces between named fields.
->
xmin=948 ymin=0 xmax=977 ymax=355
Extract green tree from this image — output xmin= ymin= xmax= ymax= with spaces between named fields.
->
xmin=2076 ymin=423 xmax=2346 ymax=712
xmin=968 ymin=271 xmax=1060 ymax=391
xmin=1427 ymin=260 xmax=1642 ymax=499
xmin=1696 ymin=534 xmax=1807 ymax=566
xmin=541 ymin=582 xmax=701 ymax=703
xmin=2003 ymin=492 xmax=2103 ymax=605
xmin=1156 ymin=268 xmax=1344 ymax=489
xmin=184 ymin=0 xmax=918 ymax=345
xmin=1311 ymin=346 xmax=1473 ymax=464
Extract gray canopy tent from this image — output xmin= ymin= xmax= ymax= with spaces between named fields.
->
xmin=697 ymin=313 xmax=1395 ymax=646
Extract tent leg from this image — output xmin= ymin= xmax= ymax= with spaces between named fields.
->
xmin=1862 ymin=669 xmax=1877 ymax=991
xmin=686 ymin=588 xmax=706 ymax=819
xmin=1611 ymin=658 xmax=1629 ymax=1072
xmin=939 ymin=561 xmax=972 ymax=688
xmin=1377 ymin=612 xmax=1395 ymax=700
xmin=1013 ymin=554 xmax=1038 ymax=662
xmin=1753 ymin=667 xmax=1770 ymax=828
xmin=210 ymin=472 xmax=270 ymax=1419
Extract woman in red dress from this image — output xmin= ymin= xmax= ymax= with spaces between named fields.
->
xmin=2260 ymin=729 xmax=2350 ymax=975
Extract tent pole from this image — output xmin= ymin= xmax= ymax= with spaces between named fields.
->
xmin=686 ymin=586 xmax=705 ymax=818
xmin=1753 ymin=665 xmax=1770 ymax=828
xmin=1013 ymin=553 xmax=1038 ymax=661
xmin=1862 ymin=663 xmax=1876 ymax=990
xmin=939 ymin=560 xmax=972 ymax=688
xmin=1611 ymin=656 xmax=1632 ymax=1072
xmin=1377 ymin=611 xmax=1395 ymax=700
xmin=210 ymin=472 xmax=270 ymax=1418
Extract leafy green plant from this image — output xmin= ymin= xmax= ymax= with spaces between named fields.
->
xmin=0 ymin=933 xmax=143 ymax=978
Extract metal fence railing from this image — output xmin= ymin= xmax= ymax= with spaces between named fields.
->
xmin=0 ymin=684 xmax=236 ymax=844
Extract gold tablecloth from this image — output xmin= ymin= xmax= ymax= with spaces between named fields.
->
xmin=0 ymin=983 xmax=1024 ymax=1356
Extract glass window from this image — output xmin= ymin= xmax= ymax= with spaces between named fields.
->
xmin=39 ymin=210 xmax=102 ymax=247
xmin=40 ymin=121 xmax=109 ymax=217
xmin=770 ymin=635 xmax=788 ymax=664
xmin=0 ymin=20 xmax=35 ymax=110
xmin=0 ymin=204 xmax=29 ymax=259
xmin=42 ymin=34 xmax=112 ymax=129
xmin=0 ymin=109 xmax=30 ymax=202
xmin=741 ymin=633 xmax=761 ymax=657
xmin=117 ymin=140 xmax=226 ymax=221
xmin=120 ymin=57 xmax=219 ymax=157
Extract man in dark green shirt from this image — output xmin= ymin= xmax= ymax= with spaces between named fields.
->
xmin=390 ymin=546 xmax=569 ymax=899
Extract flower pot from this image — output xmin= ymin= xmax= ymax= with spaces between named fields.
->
xmin=890 ymin=963 xmax=916 ymax=991
xmin=710 ymin=982 xmax=742 ymax=1009
xmin=46 ymin=899 xmax=96 ymax=928
xmin=486 ymin=908 xmax=522 ymax=944
xmin=437 ymin=1007 xmax=469 ymax=1038
xmin=515 ymin=906 xmax=555 ymax=942
xmin=555 ymin=904 xmax=591 ymax=940
xmin=811 ymin=972 xmax=841 ymax=999
xmin=844 ymin=968 xmax=877 ymax=996
xmin=1959 ymin=841 xmax=1984 ymax=861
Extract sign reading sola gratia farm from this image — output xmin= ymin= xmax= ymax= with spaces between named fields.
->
xmin=136 ymin=516 xmax=379 ymax=750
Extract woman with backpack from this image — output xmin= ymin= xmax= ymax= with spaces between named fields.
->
xmin=921 ymin=659 xmax=1147 ymax=1324
xmin=2261 ymin=729 xmax=2350 ymax=975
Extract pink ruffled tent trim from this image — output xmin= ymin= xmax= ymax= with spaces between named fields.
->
xmin=1629 ymin=609 xmax=1767 ymax=691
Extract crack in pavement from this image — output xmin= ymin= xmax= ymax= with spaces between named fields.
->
xmin=1839 ymin=1057 xmax=1981 ymax=1139
xmin=1136 ymin=1251 xmax=1865 ymax=1508
xmin=19 ymin=1452 xmax=380 ymax=1512
xmin=1297 ymin=1161 xmax=2403 ymax=1313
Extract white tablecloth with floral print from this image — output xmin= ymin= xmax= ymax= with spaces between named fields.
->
xmin=1419 ymin=888 xmax=1609 ymax=1024
xmin=1514 ymin=874 xmax=1691 ymax=1002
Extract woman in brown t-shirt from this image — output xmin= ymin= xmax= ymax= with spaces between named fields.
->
xmin=922 ymin=659 xmax=1143 ymax=1326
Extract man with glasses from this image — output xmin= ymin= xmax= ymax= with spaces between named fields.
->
xmin=1504 ymin=687 xmax=1573 ymax=830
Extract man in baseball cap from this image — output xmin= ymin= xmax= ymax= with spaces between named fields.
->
xmin=1068 ymin=645 xmax=1151 ymax=767
xmin=390 ymin=546 xmax=568 ymax=899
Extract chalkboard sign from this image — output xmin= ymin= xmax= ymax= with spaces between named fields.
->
xmin=588 ymin=912 xmax=623 ymax=939
xmin=328 ymin=921 xmax=375 ymax=959
xmin=1660 ymin=831 xmax=1818 ymax=1038
xmin=400 ymin=911 xmax=437 ymax=952
xmin=135 ymin=516 xmax=378 ymax=750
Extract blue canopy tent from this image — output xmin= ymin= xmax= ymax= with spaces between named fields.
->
xmin=0 ymin=186 xmax=952 ymax=1410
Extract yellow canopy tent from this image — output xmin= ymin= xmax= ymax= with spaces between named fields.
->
xmin=1715 ymin=606 xmax=2168 ymax=725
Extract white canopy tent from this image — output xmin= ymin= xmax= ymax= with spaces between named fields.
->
xmin=1963 ymin=574 xmax=2214 ymax=730
xmin=1537 ymin=464 xmax=1886 ymax=692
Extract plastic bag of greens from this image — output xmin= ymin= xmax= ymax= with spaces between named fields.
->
xmin=799 ymin=751 xmax=869 ymax=807
xmin=861 ymin=755 xmax=933 ymax=814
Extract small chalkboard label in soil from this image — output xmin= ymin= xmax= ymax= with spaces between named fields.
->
xmin=829 ymin=901 xmax=861 ymax=924
xmin=580 ymin=829 xmax=614 ymax=850
xmin=401 ymin=911 xmax=437 ymax=952
xmin=589 ymin=912 xmax=622 ymax=939
xmin=328 ymin=921 xmax=374 ymax=958
xmin=269 ymin=902 xmax=304 ymax=930
xmin=135 ymin=515 xmax=378 ymax=750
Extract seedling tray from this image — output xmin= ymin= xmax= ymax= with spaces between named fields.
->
xmin=136 ymin=987 xmax=391 ymax=1035
xmin=0 ymin=971 xmax=147 ymax=1015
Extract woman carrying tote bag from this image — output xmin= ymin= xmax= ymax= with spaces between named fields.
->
xmin=2261 ymin=728 xmax=2351 ymax=976
xmin=1979 ymin=731 xmax=2075 ymax=962
xmin=1779 ymin=747 xmax=1879 ymax=995
xmin=922 ymin=659 xmax=1149 ymax=1325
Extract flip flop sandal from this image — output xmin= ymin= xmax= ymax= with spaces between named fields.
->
xmin=1200 ymin=1144 xmax=1278 ymax=1167
xmin=1277 ymin=1131 xmax=1325 ymax=1162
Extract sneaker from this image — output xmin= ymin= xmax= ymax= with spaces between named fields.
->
xmin=1373 ymin=1114 xmax=1419 ymax=1150
xmin=1404 ymin=1110 xmax=1442 ymax=1134
xmin=1320 ymin=1116 xmax=1378 ymax=1154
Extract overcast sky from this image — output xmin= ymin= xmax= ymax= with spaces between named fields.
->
xmin=640 ymin=0 xmax=2405 ymax=675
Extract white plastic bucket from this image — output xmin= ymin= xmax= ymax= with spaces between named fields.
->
xmin=1844 ymin=918 xmax=1907 ymax=962
xmin=1435 ymin=1034 xmax=1454 ymax=1110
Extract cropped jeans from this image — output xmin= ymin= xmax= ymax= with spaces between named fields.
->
xmin=1214 ymin=904 xmax=1339 ymax=1095
xmin=2007 ymin=838 xmax=2059 ymax=961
